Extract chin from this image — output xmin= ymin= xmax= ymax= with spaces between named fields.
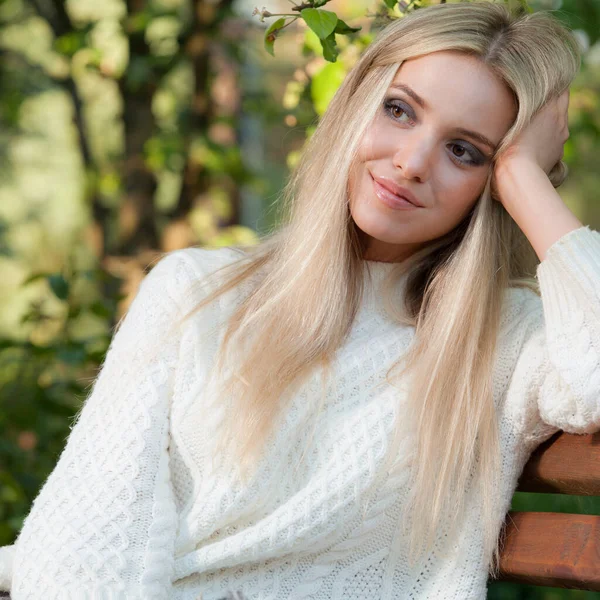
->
xmin=350 ymin=202 xmax=409 ymax=245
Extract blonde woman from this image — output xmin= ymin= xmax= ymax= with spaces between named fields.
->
xmin=1 ymin=2 xmax=599 ymax=598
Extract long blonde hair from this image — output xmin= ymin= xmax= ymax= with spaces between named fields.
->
xmin=176 ymin=1 xmax=580 ymax=577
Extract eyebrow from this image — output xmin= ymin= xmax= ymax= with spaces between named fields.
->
xmin=388 ymin=83 xmax=499 ymax=152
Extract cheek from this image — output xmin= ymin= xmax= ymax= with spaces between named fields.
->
xmin=438 ymin=168 xmax=489 ymax=212
xmin=356 ymin=119 xmax=392 ymax=162
xmin=356 ymin=132 xmax=376 ymax=163
xmin=348 ymin=162 xmax=368 ymax=212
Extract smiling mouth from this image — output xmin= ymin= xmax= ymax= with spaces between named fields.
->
xmin=370 ymin=173 xmax=422 ymax=211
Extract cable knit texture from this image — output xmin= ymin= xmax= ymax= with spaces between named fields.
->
xmin=1 ymin=226 xmax=599 ymax=599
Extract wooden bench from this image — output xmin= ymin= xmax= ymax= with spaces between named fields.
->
xmin=1 ymin=431 xmax=598 ymax=598
xmin=497 ymin=430 xmax=600 ymax=591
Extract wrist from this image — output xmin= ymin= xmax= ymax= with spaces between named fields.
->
xmin=493 ymin=157 xmax=548 ymax=211
xmin=495 ymin=154 xmax=544 ymax=182
xmin=492 ymin=157 xmax=582 ymax=261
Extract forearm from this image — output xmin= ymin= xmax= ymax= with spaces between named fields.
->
xmin=494 ymin=158 xmax=583 ymax=261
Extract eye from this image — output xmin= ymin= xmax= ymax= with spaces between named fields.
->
xmin=448 ymin=142 xmax=486 ymax=167
xmin=383 ymin=99 xmax=414 ymax=124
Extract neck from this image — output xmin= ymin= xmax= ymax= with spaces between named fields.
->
xmin=358 ymin=259 xmax=411 ymax=319
xmin=360 ymin=231 xmax=425 ymax=264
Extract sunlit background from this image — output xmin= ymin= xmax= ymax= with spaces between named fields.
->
xmin=0 ymin=0 xmax=599 ymax=597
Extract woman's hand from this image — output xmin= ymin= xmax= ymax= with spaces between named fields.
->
xmin=490 ymin=89 xmax=582 ymax=261
xmin=499 ymin=88 xmax=570 ymax=173
xmin=493 ymin=89 xmax=570 ymax=206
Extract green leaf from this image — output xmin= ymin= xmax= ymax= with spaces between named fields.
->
xmin=21 ymin=273 xmax=50 ymax=286
xmin=507 ymin=0 xmax=532 ymax=14
xmin=67 ymin=306 xmax=81 ymax=320
xmin=264 ymin=17 xmax=286 ymax=56
xmin=56 ymin=345 xmax=86 ymax=366
xmin=53 ymin=31 xmax=87 ymax=58
xmin=126 ymin=11 xmax=152 ymax=34
xmin=125 ymin=57 xmax=153 ymax=92
xmin=320 ymin=32 xmax=339 ymax=62
xmin=47 ymin=274 xmax=69 ymax=301
xmin=311 ymin=60 xmax=347 ymax=114
xmin=302 ymin=28 xmax=322 ymax=57
xmin=334 ymin=19 xmax=361 ymax=34
xmin=301 ymin=8 xmax=338 ymax=40
xmin=384 ymin=0 xmax=397 ymax=8
xmin=89 ymin=300 xmax=113 ymax=319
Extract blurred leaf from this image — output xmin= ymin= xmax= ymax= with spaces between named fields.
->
xmin=54 ymin=31 xmax=87 ymax=58
xmin=507 ymin=0 xmax=533 ymax=14
xmin=384 ymin=0 xmax=398 ymax=8
xmin=126 ymin=11 xmax=153 ymax=34
xmin=67 ymin=306 xmax=82 ymax=320
xmin=37 ymin=394 xmax=80 ymax=417
xmin=47 ymin=274 xmax=69 ymax=301
xmin=28 ymin=343 xmax=55 ymax=358
xmin=56 ymin=344 xmax=87 ymax=366
xmin=89 ymin=300 xmax=113 ymax=319
xmin=22 ymin=273 xmax=50 ymax=286
xmin=311 ymin=60 xmax=347 ymax=114
xmin=125 ymin=57 xmax=154 ymax=91
xmin=264 ymin=18 xmax=286 ymax=56
xmin=0 ymin=339 xmax=15 ymax=351
xmin=302 ymin=28 xmax=323 ymax=56
xmin=556 ymin=0 xmax=600 ymax=45
xmin=301 ymin=9 xmax=338 ymax=40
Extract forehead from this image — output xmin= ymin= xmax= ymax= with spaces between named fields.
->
xmin=391 ymin=51 xmax=517 ymax=140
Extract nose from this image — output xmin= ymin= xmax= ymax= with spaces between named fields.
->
xmin=392 ymin=132 xmax=434 ymax=183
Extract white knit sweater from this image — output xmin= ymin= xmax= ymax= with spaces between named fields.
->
xmin=1 ymin=225 xmax=599 ymax=599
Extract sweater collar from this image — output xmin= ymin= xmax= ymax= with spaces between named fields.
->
xmin=362 ymin=259 xmax=406 ymax=285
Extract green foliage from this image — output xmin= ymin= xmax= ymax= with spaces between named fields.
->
xmin=255 ymin=1 xmax=363 ymax=62
xmin=300 ymin=8 xmax=338 ymax=39
xmin=0 ymin=260 xmax=121 ymax=545
xmin=311 ymin=60 xmax=347 ymax=115
xmin=320 ymin=32 xmax=339 ymax=62
xmin=264 ymin=18 xmax=286 ymax=56
xmin=47 ymin=274 xmax=70 ymax=302
xmin=54 ymin=29 xmax=90 ymax=58
xmin=334 ymin=19 xmax=362 ymax=34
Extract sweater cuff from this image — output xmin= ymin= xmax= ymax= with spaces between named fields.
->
xmin=536 ymin=225 xmax=600 ymax=324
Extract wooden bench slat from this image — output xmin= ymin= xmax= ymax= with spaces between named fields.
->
xmin=497 ymin=511 xmax=600 ymax=590
xmin=516 ymin=431 xmax=600 ymax=495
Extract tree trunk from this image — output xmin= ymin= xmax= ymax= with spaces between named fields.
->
xmin=116 ymin=0 xmax=160 ymax=256
xmin=171 ymin=0 xmax=240 ymax=225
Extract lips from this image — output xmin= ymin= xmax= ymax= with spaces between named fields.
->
xmin=370 ymin=173 xmax=424 ymax=208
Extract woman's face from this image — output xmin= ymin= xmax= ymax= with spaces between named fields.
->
xmin=348 ymin=51 xmax=517 ymax=262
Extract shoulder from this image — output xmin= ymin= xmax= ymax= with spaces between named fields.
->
xmin=114 ymin=246 xmax=248 ymax=355
xmin=143 ymin=246 xmax=248 ymax=310
xmin=148 ymin=245 xmax=246 ymax=281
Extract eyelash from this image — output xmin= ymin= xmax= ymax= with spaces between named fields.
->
xmin=382 ymin=98 xmax=487 ymax=167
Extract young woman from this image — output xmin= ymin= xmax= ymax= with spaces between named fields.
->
xmin=2 ymin=2 xmax=599 ymax=598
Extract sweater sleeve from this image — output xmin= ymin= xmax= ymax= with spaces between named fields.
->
xmin=0 ymin=545 xmax=14 ymax=591
xmin=4 ymin=250 xmax=197 ymax=599
xmin=514 ymin=225 xmax=600 ymax=440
